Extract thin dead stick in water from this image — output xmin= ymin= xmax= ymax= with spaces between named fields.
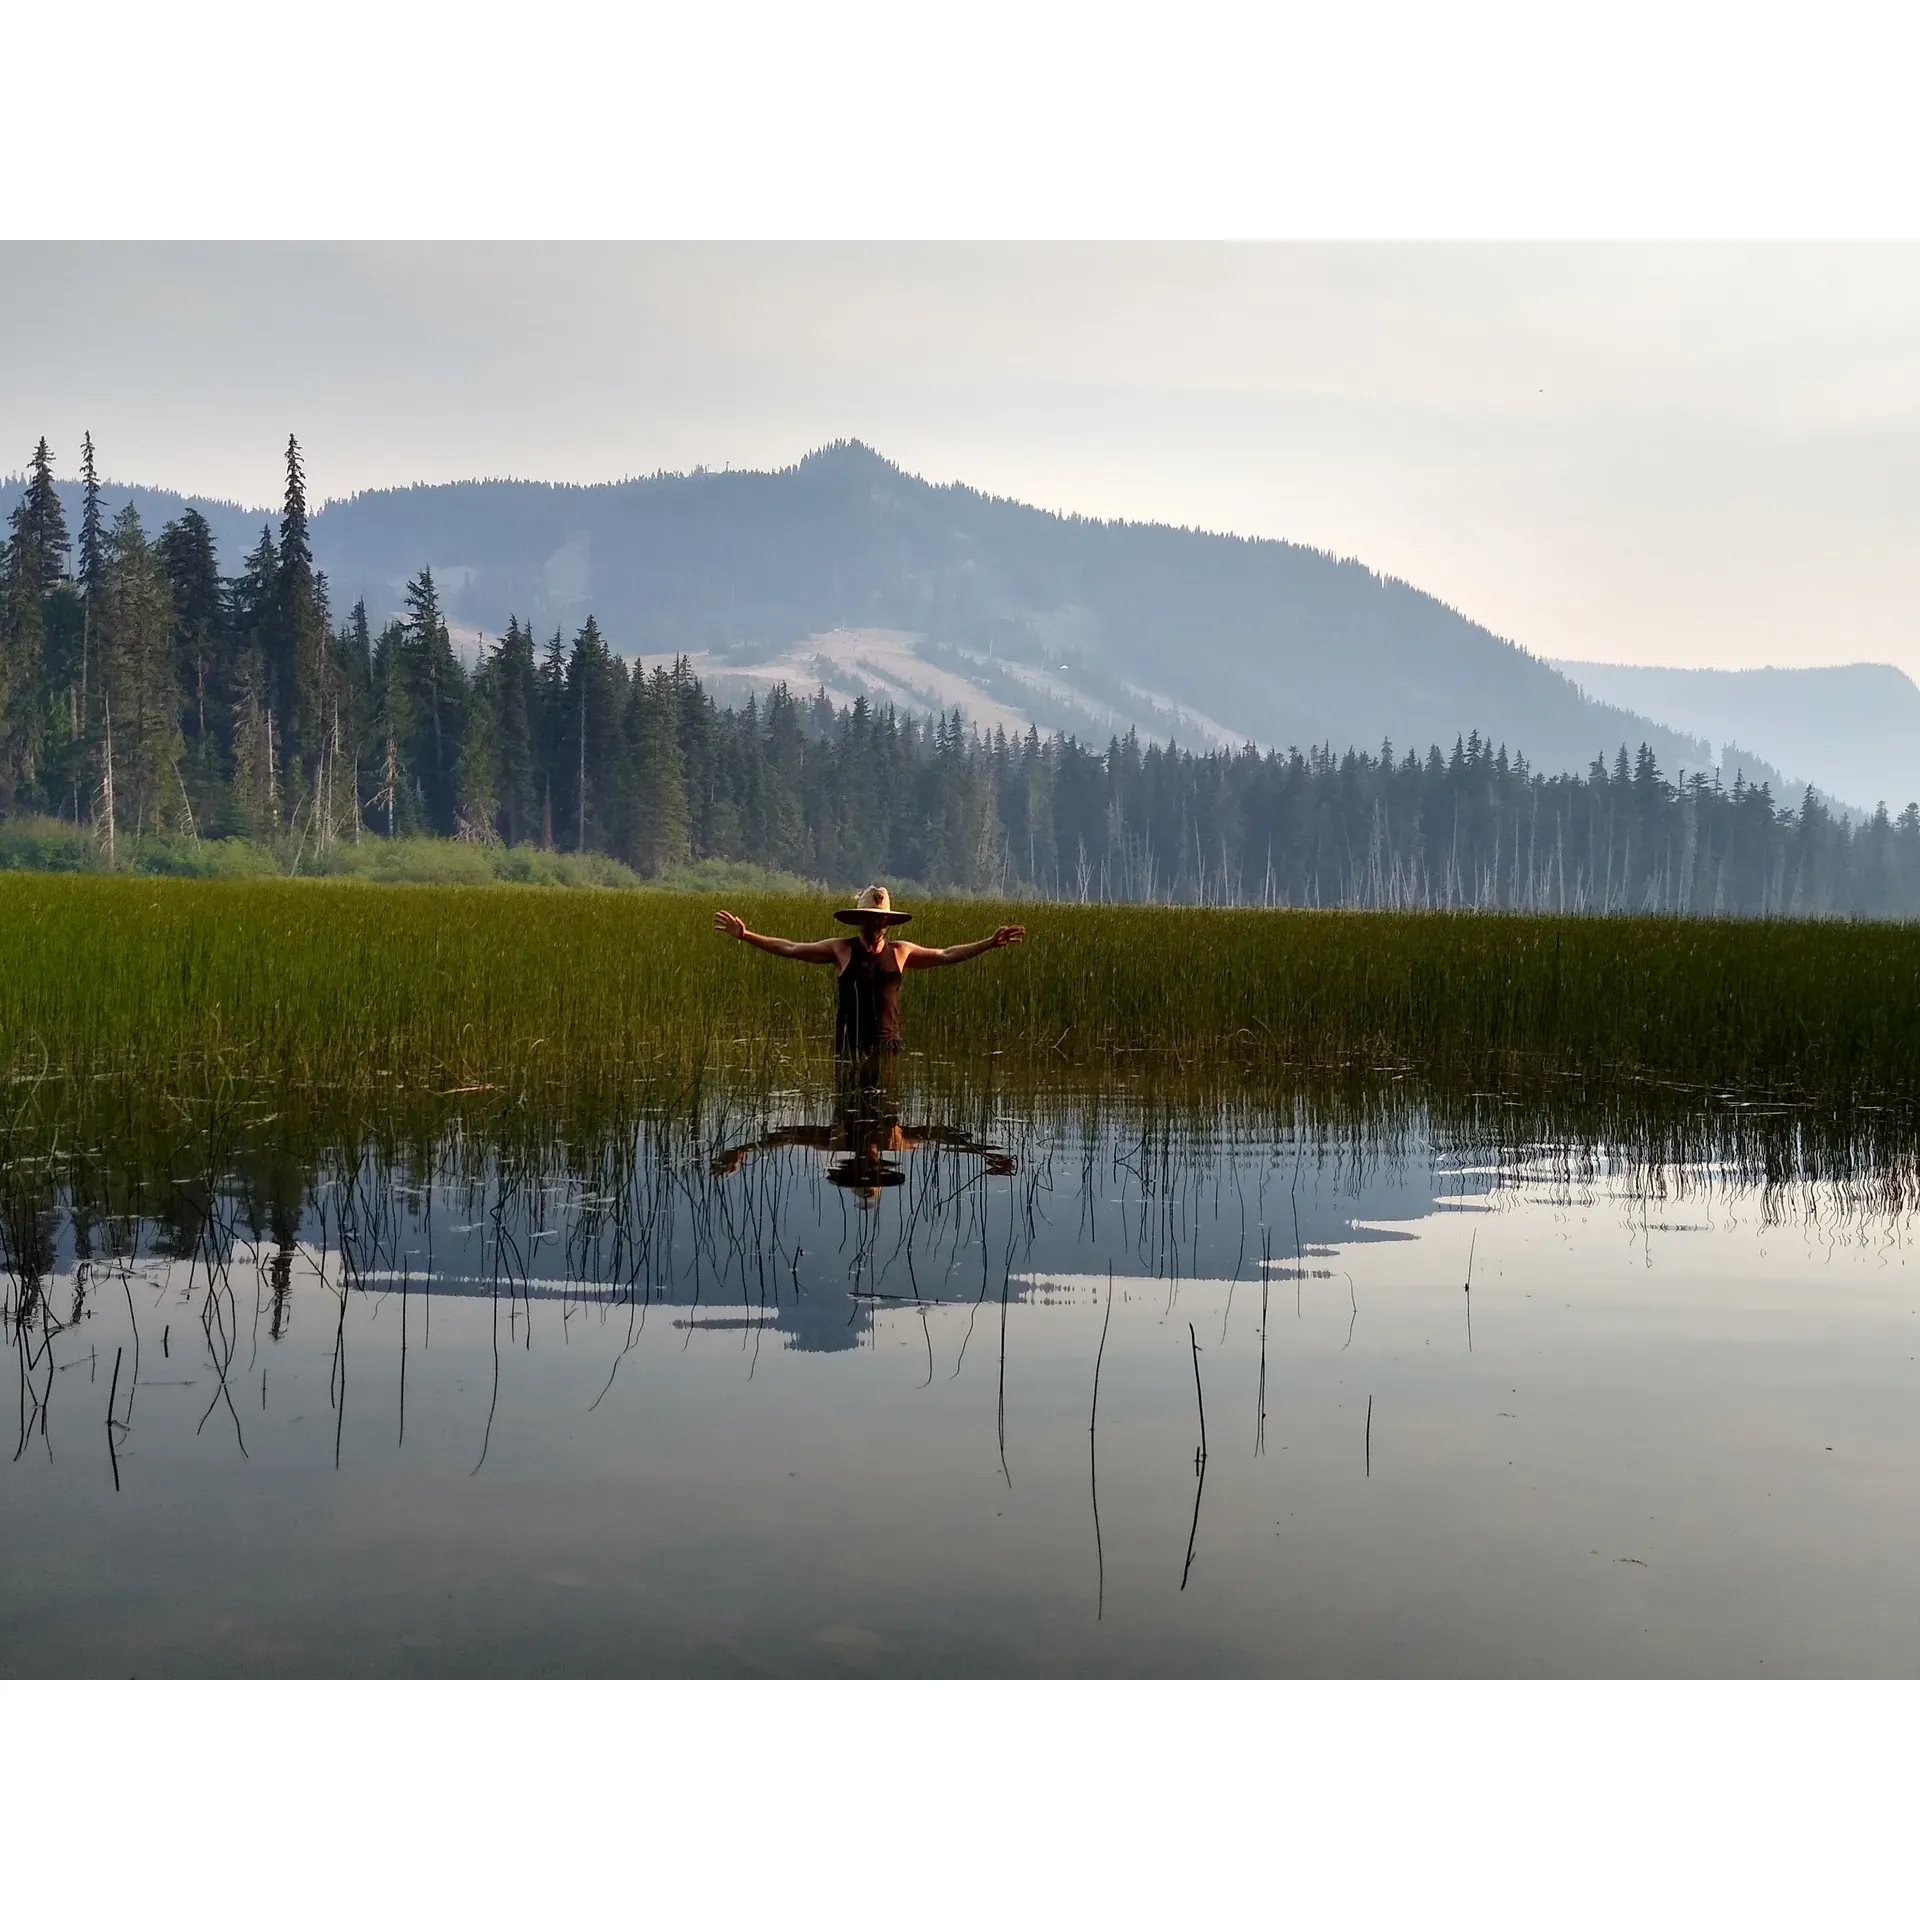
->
xmin=1255 ymin=1224 xmax=1271 ymax=1454
xmin=105 ymin=1346 xmax=123 ymax=1493
xmin=118 ymin=1271 xmax=140 ymax=1425
xmin=1465 ymin=1227 xmax=1476 ymax=1354
xmin=1181 ymin=1322 xmax=1209 ymax=1590
xmin=1188 ymin=1322 xmax=1208 ymax=1464
xmin=472 ymin=1262 xmax=501 ymax=1477
xmin=996 ymin=1258 xmax=1013 ymax=1490
xmin=1090 ymin=1268 xmax=1112 ymax=1621
xmin=1292 ymin=1190 xmax=1304 ymax=1320
xmin=398 ymin=1262 xmax=408 ymax=1449
xmin=1365 ymin=1392 xmax=1372 ymax=1477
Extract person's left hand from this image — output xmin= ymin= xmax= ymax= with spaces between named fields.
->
xmin=992 ymin=925 xmax=1026 ymax=947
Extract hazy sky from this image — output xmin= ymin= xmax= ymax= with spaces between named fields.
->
xmin=6 ymin=242 xmax=1920 ymax=680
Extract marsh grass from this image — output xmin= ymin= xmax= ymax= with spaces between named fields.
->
xmin=3 ymin=874 xmax=1919 ymax=1106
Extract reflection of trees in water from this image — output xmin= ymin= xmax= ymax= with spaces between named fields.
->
xmin=5 ymin=1069 xmax=1920 ymax=1481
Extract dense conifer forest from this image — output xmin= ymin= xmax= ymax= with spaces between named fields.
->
xmin=4 ymin=435 xmax=1917 ymax=916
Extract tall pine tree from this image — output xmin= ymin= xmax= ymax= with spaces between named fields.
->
xmin=276 ymin=435 xmax=328 ymax=793
xmin=368 ymin=619 xmax=418 ymax=837
xmin=158 ymin=508 xmax=225 ymax=781
xmin=490 ymin=616 xmax=538 ymax=845
xmin=0 ymin=437 xmax=67 ymax=807
xmin=402 ymin=567 xmax=466 ymax=833
xmin=622 ymin=663 xmax=691 ymax=875
xmin=17 ymin=438 xmax=68 ymax=589
xmin=535 ymin=626 xmax=567 ymax=848
xmin=561 ymin=615 xmax=619 ymax=852
xmin=454 ymin=639 xmax=500 ymax=841
xmin=77 ymin=433 xmax=105 ymax=597
xmin=98 ymin=505 xmax=183 ymax=838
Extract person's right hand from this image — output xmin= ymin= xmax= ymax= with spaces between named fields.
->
xmin=714 ymin=910 xmax=746 ymax=940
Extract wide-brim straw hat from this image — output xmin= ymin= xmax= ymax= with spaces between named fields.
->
xmin=827 ymin=1159 xmax=907 ymax=1191
xmin=834 ymin=884 xmax=913 ymax=927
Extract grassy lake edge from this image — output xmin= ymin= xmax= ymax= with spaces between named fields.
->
xmin=3 ymin=871 xmax=1917 ymax=1104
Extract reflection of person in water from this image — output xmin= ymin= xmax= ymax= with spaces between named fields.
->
xmin=713 ymin=885 xmax=1024 ymax=1055
xmin=712 ymin=1069 xmax=1016 ymax=1209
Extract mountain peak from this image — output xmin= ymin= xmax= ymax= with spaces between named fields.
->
xmin=791 ymin=439 xmax=903 ymax=479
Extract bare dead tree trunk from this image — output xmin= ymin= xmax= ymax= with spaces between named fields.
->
xmin=98 ymin=692 xmax=116 ymax=870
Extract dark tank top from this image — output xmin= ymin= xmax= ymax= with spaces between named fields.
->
xmin=835 ymin=937 xmax=904 ymax=1054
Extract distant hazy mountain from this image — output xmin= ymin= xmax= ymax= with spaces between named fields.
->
xmin=1553 ymin=661 xmax=1920 ymax=815
xmin=7 ymin=444 xmax=1711 ymax=776
xmin=0 ymin=473 xmax=274 ymax=572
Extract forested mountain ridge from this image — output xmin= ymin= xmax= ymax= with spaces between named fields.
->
xmin=3 ymin=433 xmax=1918 ymax=918
xmin=6 ymin=440 xmax=1711 ymax=779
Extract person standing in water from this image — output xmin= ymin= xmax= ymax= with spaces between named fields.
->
xmin=713 ymin=885 xmax=1025 ymax=1054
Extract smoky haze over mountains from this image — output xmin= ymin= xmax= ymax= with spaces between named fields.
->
xmin=1553 ymin=661 xmax=1920 ymax=820
xmin=10 ymin=438 xmax=1849 ymax=789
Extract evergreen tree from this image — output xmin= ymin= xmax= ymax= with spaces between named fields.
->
xmin=17 ymin=438 xmax=69 ymax=589
xmin=759 ymin=684 xmax=807 ymax=870
xmin=621 ymin=663 xmax=690 ymax=875
xmin=277 ymin=434 xmax=328 ymax=787
xmin=224 ymin=526 xmax=280 ymax=829
xmin=227 ymin=653 xmax=278 ymax=837
xmin=77 ymin=432 xmax=105 ymax=597
xmin=0 ymin=529 xmax=32 ymax=809
xmin=229 ymin=525 xmax=278 ymax=654
xmin=560 ymin=615 xmax=618 ymax=852
xmin=351 ymin=597 xmax=373 ymax=683
xmin=331 ymin=598 xmax=375 ymax=842
xmin=0 ymin=439 xmax=63 ymax=808
xmin=454 ymin=640 xmax=500 ymax=840
xmin=490 ymin=616 xmax=538 ymax=845
xmin=535 ymin=626 xmax=567 ymax=848
xmin=399 ymin=564 xmax=455 ymax=829
xmin=368 ymin=620 xmax=418 ymax=837
xmin=98 ymin=505 xmax=183 ymax=837
xmin=157 ymin=509 xmax=225 ymax=777
xmin=402 ymin=566 xmax=466 ymax=833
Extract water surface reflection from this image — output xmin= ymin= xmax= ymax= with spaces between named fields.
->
xmin=3 ymin=1073 xmax=1918 ymax=1675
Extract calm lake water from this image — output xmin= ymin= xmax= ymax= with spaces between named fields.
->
xmin=4 ymin=1071 xmax=1918 ymax=1676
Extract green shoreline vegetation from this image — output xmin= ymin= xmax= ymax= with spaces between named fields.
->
xmin=4 ymin=873 xmax=1918 ymax=1106
xmin=0 ymin=814 xmax=811 ymax=892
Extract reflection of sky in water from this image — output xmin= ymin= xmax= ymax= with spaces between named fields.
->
xmin=3 ymin=1092 xmax=1917 ymax=1677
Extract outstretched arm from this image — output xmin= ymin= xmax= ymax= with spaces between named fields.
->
xmin=712 ymin=1125 xmax=835 ymax=1176
xmin=714 ymin=910 xmax=845 ymax=964
xmin=895 ymin=1124 xmax=1018 ymax=1175
xmin=901 ymin=925 xmax=1026 ymax=970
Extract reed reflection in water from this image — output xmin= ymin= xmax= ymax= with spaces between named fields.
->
xmin=3 ymin=1070 xmax=1919 ymax=1676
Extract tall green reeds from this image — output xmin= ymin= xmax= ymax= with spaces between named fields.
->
xmin=2 ymin=874 xmax=1918 ymax=1102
